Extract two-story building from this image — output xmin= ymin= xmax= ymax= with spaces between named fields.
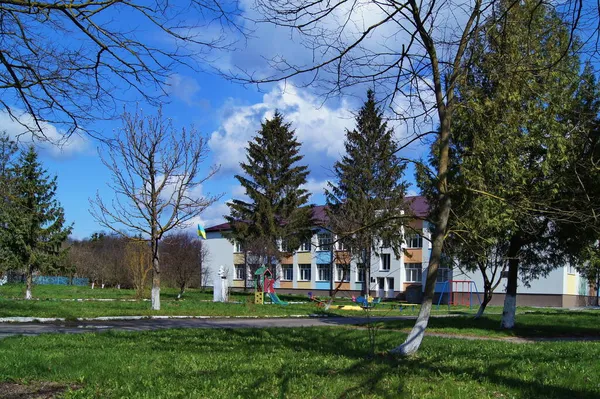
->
xmin=203 ymin=195 xmax=596 ymax=306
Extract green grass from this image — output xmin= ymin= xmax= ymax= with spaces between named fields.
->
xmin=0 ymin=284 xmax=416 ymax=318
xmin=373 ymin=310 xmax=600 ymax=338
xmin=0 ymin=327 xmax=598 ymax=398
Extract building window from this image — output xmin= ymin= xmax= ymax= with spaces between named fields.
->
xmin=437 ymin=268 xmax=450 ymax=283
xmin=317 ymin=232 xmax=332 ymax=251
xmin=406 ymin=233 xmax=423 ymax=248
xmin=279 ymin=239 xmax=289 ymax=252
xmin=335 ymin=264 xmax=350 ymax=282
xmin=381 ymin=238 xmax=391 ymax=248
xmin=248 ymin=265 xmax=259 ymax=280
xmin=299 ymin=264 xmax=311 ymax=281
xmin=299 ymin=239 xmax=311 ymax=252
xmin=234 ymin=241 xmax=243 ymax=253
xmin=234 ymin=264 xmax=246 ymax=280
xmin=336 ymin=237 xmax=348 ymax=251
xmin=567 ymin=264 xmax=576 ymax=275
xmin=281 ymin=265 xmax=293 ymax=281
xmin=405 ymin=263 xmax=423 ymax=283
xmin=356 ymin=264 xmax=366 ymax=283
xmin=317 ymin=264 xmax=331 ymax=281
xmin=381 ymin=254 xmax=391 ymax=271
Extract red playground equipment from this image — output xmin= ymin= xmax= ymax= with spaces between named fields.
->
xmin=437 ymin=279 xmax=482 ymax=309
xmin=254 ymin=265 xmax=288 ymax=305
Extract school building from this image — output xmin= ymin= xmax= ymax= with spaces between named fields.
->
xmin=203 ymin=196 xmax=597 ymax=306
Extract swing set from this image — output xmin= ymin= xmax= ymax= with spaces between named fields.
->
xmin=436 ymin=280 xmax=482 ymax=310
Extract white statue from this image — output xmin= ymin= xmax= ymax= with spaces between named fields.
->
xmin=213 ymin=265 xmax=229 ymax=302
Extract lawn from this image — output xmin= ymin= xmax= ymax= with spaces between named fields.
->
xmin=0 ymin=327 xmax=598 ymax=398
xmin=373 ymin=310 xmax=600 ymax=338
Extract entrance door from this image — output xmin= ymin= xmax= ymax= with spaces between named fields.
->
xmin=386 ymin=277 xmax=395 ymax=298
xmin=377 ymin=277 xmax=385 ymax=298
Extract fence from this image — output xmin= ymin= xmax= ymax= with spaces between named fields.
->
xmin=4 ymin=272 xmax=89 ymax=286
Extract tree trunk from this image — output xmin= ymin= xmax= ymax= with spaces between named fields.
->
xmin=177 ymin=283 xmax=185 ymax=300
xmin=391 ymin=92 xmax=453 ymax=354
xmin=151 ymin=240 xmax=160 ymax=310
xmin=475 ymin=291 xmax=492 ymax=319
xmin=500 ymin=235 xmax=521 ymax=329
xmin=595 ymin=276 xmax=599 ymax=307
xmin=390 ymin=193 xmax=451 ymax=356
xmin=91 ymin=281 xmax=95 ymax=289
xmin=25 ymin=265 xmax=33 ymax=300
xmin=474 ymin=277 xmax=493 ymax=319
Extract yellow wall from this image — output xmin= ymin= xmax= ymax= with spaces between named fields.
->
xmin=233 ymin=253 xmax=244 ymax=264
xmin=297 ymin=281 xmax=312 ymax=289
xmin=297 ymin=252 xmax=312 ymax=264
xmin=280 ymin=255 xmax=294 ymax=264
xmin=404 ymin=249 xmax=422 ymax=263
xmin=232 ymin=280 xmax=245 ymax=288
xmin=279 ymin=281 xmax=293 ymax=289
xmin=566 ymin=274 xmax=577 ymax=295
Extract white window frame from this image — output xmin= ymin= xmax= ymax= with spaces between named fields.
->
xmin=436 ymin=268 xmax=450 ymax=283
xmin=336 ymin=237 xmax=348 ymax=251
xmin=406 ymin=233 xmax=423 ymax=249
xmin=335 ymin=264 xmax=350 ymax=282
xmin=317 ymin=264 xmax=331 ymax=281
xmin=299 ymin=239 xmax=311 ymax=252
xmin=567 ymin=264 xmax=576 ymax=275
xmin=234 ymin=241 xmax=243 ymax=253
xmin=299 ymin=264 xmax=311 ymax=281
xmin=380 ymin=254 xmax=391 ymax=271
xmin=234 ymin=264 xmax=246 ymax=280
xmin=281 ymin=265 xmax=293 ymax=281
xmin=356 ymin=264 xmax=366 ymax=283
xmin=405 ymin=263 xmax=423 ymax=283
xmin=317 ymin=232 xmax=332 ymax=252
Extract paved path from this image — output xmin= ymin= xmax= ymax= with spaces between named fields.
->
xmin=2 ymin=316 xmax=598 ymax=343
xmin=0 ymin=316 xmax=412 ymax=340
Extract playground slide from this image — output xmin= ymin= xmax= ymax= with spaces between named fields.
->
xmin=268 ymin=293 xmax=288 ymax=306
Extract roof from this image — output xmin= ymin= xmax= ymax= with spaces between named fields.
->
xmin=205 ymin=195 xmax=429 ymax=232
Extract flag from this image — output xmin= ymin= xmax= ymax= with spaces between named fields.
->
xmin=197 ymin=224 xmax=206 ymax=239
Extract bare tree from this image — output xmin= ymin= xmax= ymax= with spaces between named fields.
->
xmin=0 ymin=0 xmax=244 ymax=141
xmin=246 ymin=0 xmax=588 ymax=355
xmin=124 ymin=239 xmax=152 ymax=299
xmin=161 ymin=232 xmax=208 ymax=299
xmin=90 ymin=108 xmax=222 ymax=310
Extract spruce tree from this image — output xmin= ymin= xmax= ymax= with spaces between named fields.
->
xmin=0 ymin=132 xmax=18 ymax=272
xmin=5 ymin=146 xmax=72 ymax=299
xmin=226 ymin=111 xmax=313 ymax=271
xmin=326 ymin=90 xmax=408 ymax=296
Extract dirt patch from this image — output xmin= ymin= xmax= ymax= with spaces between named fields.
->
xmin=0 ymin=381 xmax=79 ymax=398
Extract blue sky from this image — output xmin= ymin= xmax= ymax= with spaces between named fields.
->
xmin=2 ymin=1 xmax=444 ymax=239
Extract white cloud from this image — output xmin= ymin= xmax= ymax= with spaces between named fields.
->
xmin=165 ymin=74 xmax=202 ymax=106
xmin=301 ymin=178 xmax=330 ymax=202
xmin=209 ymin=83 xmax=354 ymax=175
xmin=0 ymin=109 xmax=88 ymax=158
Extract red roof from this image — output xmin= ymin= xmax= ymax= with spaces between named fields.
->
xmin=205 ymin=195 xmax=429 ymax=232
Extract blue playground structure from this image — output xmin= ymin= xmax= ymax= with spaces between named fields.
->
xmin=436 ymin=280 xmax=482 ymax=310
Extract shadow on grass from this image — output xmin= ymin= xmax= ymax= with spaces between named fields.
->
xmin=90 ymin=326 xmax=600 ymax=398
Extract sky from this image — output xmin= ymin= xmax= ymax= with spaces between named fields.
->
xmin=1 ymin=0 xmax=458 ymax=239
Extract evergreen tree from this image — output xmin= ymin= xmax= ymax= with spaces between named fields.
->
xmin=226 ymin=111 xmax=313 ymax=271
xmin=5 ymin=146 xmax=72 ymax=299
xmin=326 ymin=90 xmax=408 ymax=296
xmin=0 ymin=132 xmax=18 ymax=272
xmin=440 ymin=0 xmax=599 ymax=327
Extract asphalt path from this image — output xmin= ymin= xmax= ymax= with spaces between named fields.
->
xmin=0 ymin=316 xmax=416 ymax=340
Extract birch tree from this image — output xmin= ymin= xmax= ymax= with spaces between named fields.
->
xmin=90 ymin=108 xmax=221 ymax=310
xmin=246 ymin=0 xmax=590 ymax=355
